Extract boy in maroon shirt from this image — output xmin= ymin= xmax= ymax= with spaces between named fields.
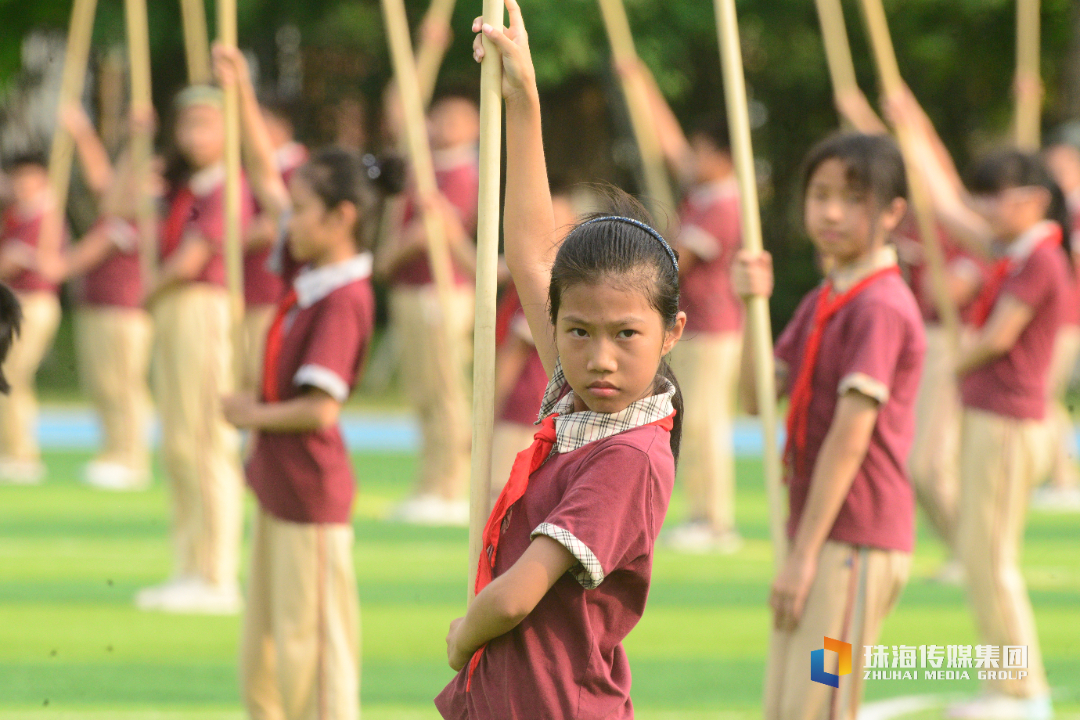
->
xmin=736 ymin=134 xmax=924 ymax=720
xmin=0 ymin=152 xmax=65 ymax=484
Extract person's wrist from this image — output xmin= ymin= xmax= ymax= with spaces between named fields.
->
xmin=505 ymin=81 xmax=540 ymax=110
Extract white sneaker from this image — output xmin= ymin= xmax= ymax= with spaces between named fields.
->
xmin=947 ymin=694 xmax=1053 ymax=720
xmin=0 ymin=459 xmax=45 ymax=485
xmin=83 ymin=461 xmax=149 ymax=491
xmin=1030 ymin=485 xmax=1080 ymax=512
xmin=931 ymin=558 xmax=966 ymax=586
xmin=664 ymin=522 xmax=743 ymax=554
xmin=391 ymin=495 xmax=470 ymax=527
xmin=153 ymin=578 xmax=242 ymax=615
xmin=135 ymin=576 xmax=198 ymax=610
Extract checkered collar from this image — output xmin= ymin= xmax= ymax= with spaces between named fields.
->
xmin=537 ymin=359 xmax=676 ymax=454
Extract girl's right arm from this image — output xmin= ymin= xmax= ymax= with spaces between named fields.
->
xmin=474 ymin=0 xmax=559 ymax=376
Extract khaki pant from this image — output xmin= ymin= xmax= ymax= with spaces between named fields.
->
xmin=489 ymin=421 xmax=535 ymax=510
xmin=909 ymin=325 xmax=961 ymax=550
xmin=75 ymin=306 xmax=152 ymax=476
xmin=958 ymin=408 xmax=1051 ymax=698
xmin=240 ymin=305 xmax=276 ymax=395
xmin=150 ymin=285 xmax=243 ymax=587
xmin=1046 ymin=326 xmax=1080 ymax=489
xmin=390 ymin=285 xmax=474 ymax=501
xmin=0 ymin=292 xmax=61 ymax=463
xmin=669 ymin=331 xmax=742 ymax=532
xmin=764 ymin=541 xmax=911 ymax=720
xmin=241 ymin=508 xmax=360 ymax=720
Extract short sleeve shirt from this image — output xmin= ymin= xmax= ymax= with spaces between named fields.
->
xmin=676 ymin=180 xmax=743 ymax=334
xmin=78 ymin=218 xmax=142 ymax=308
xmin=391 ymin=153 xmax=479 ymax=287
xmin=774 ymin=268 xmax=925 ymax=552
xmin=246 ymin=255 xmax=376 ymax=524
xmin=1 ymin=206 xmax=62 ymax=294
xmin=960 ymin=229 xmax=1070 ymax=420
xmin=435 ymin=424 xmax=675 ymax=720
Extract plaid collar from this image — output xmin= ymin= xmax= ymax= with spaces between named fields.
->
xmin=537 ymin=359 xmax=676 ymax=454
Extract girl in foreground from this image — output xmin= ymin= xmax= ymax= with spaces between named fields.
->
xmin=435 ymin=2 xmax=685 ymax=717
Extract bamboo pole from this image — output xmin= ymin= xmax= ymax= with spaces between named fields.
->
xmin=467 ymin=0 xmax=504 ymax=605
xmin=1015 ymin=0 xmax=1041 ymax=151
xmin=218 ymin=0 xmax=246 ymax=384
xmin=124 ymin=0 xmax=157 ymax=288
xmin=596 ymin=0 xmax=676 ymax=221
xmin=43 ymin=0 xmax=99 ymax=264
xmin=856 ymin=0 xmax=961 ymax=345
xmin=814 ymin=0 xmax=860 ymax=131
xmin=180 ymin=0 xmax=212 ymax=85
xmin=416 ymin=0 xmax=458 ymax=108
xmin=712 ymin=0 xmax=786 ymax=566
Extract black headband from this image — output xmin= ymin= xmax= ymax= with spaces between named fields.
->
xmin=579 ymin=215 xmax=679 ymax=273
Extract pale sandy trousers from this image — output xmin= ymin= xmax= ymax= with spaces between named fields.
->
xmin=75 ymin=306 xmax=153 ymax=476
xmin=0 ymin=291 xmax=61 ymax=464
xmin=150 ymin=284 xmax=243 ymax=586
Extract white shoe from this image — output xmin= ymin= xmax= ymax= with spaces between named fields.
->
xmin=664 ymin=522 xmax=743 ymax=554
xmin=1030 ymin=485 xmax=1080 ymax=512
xmin=391 ymin=495 xmax=470 ymax=527
xmin=0 ymin=459 xmax=45 ymax=485
xmin=83 ymin=461 xmax=148 ymax=491
xmin=931 ymin=558 xmax=966 ymax=586
xmin=135 ymin=576 xmax=198 ymax=610
xmin=152 ymin=578 xmax=242 ymax=615
xmin=946 ymin=694 xmax=1053 ymax=720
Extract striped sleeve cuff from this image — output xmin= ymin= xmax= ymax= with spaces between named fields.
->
xmin=838 ymin=372 xmax=889 ymax=404
xmin=294 ymin=364 xmax=350 ymax=402
xmin=532 ymin=522 xmax=605 ymax=589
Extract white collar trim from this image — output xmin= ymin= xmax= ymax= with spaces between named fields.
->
xmin=189 ymin=164 xmax=226 ymax=197
xmin=1006 ymin=220 xmax=1057 ymax=262
xmin=293 ymin=252 xmax=372 ymax=308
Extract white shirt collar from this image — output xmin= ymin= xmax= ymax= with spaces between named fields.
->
xmin=275 ymin=142 xmax=308 ymax=173
xmin=827 ymin=245 xmax=899 ymax=293
xmin=432 ymin=144 xmax=478 ymax=172
xmin=293 ymin=252 xmax=373 ymax=308
xmin=688 ymin=177 xmax=739 ymax=206
xmin=1005 ymin=220 xmax=1057 ymax=262
xmin=189 ymin=164 xmax=226 ymax=197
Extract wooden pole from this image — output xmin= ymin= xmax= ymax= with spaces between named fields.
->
xmin=180 ymin=0 xmax=212 ymax=85
xmin=416 ymin=0 xmax=458 ymax=108
xmin=856 ymin=0 xmax=961 ymax=345
xmin=814 ymin=0 xmax=860 ymax=129
xmin=467 ymin=0 xmax=504 ymax=605
xmin=218 ymin=0 xmax=246 ymax=385
xmin=124 ymin=0 xmax=157 ymax=288
xmin=597 ymin=0 xmax=676 ymax=221
xmin=712 ymin=0 xmax=786 ymax=567
xmin=1015 ymin=0 xmax=1041 ymax=151
xmin=44 ymin=0 xmax=99 ymax=263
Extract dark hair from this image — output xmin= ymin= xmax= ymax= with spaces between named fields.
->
xmin=293 ymin=148 xmax=405 ymax=251
xmin=547 ymin=188 xmax=685 ymax=464
xmin=1 ymin=151 xmax=48 ymax=173
xmin=967 ymin=150 xmax=1072 ymax=263
xmin=0 ymin=283 xmax=22 ymax=394
xmin=689 ymin=113 xmax=731 ymax=153
xmin=802 ymin=133 xmax=908 ymax=208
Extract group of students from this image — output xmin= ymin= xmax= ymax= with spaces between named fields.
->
xmin=0 ymin=1 xmax=1075 ymax=718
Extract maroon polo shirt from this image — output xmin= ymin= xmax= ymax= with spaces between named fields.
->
xmin=243 ymin=145 xmax=307 ymax=307
xmin=79 ymin=218 xmax=142 ymax=308
xmin=1 ymin=206 xmax=62 ymax=294
xmin=498 ymin=313 xmax=548 ymax=427
xmin=161 ymin=168 xmax=256 ymax=288
xmin=246 ymin=255 xmax=375 ymax=524
xmin=676 ymin=180 xmax=743 ymax=334
xmin=775 ymin=267 xmax=925 ymax=553
xmin=392 ymin=154 xmax=479 ymax=287
xmin=960 ymin=225 xmax=1071 ymax=420
xmin=435 ymin=423 xmax=676 ymax=720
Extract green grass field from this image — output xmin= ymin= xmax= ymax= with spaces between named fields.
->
xmin=0 ymin=450 xmax=1076 ymax=719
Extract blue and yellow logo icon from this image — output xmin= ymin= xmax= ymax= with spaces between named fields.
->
xmin=811 ymin=636 xmax=852 ymax=687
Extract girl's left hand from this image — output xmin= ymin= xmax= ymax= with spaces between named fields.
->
xmin=222 ymin=393 xmax=260 ymax=428
xmin=769 ymin=552 xmax=817 ymax=632
xmin=471 ymin=0 xmax=537 ymax=103
xmin=446 ymin=617 xmax=471 ymax=671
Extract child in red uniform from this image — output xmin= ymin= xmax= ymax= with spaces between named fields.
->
xmin=435 ymin=8 xmax=686 ymax=718
xmin=736 ymin=134 xmax=925 ymax=720
xmin=0 ymin=152 xmax=64 ymax=484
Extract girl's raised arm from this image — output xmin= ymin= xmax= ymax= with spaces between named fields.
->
xmin=474 ymin=0 xmax=559 ymax=376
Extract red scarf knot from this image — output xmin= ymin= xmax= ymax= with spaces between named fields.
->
xmin=261 ymin=288 xmax=299 ymax=403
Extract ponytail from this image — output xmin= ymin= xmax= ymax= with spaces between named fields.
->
xmin=657 ymin=359 xmax=684 ymax=467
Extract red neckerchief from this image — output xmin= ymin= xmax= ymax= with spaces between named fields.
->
xmin=261 ymin=288 xmax=299 ymax=402
xmin=785 ymin=266 xmax=900 ymax=477
xmin=968 ymin=224 xmax=1063 ymax=328
xmin=465 ymin=410 xmax=675 ymax=691
xmin=160 ymin=186 xmax=197 ymax=258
